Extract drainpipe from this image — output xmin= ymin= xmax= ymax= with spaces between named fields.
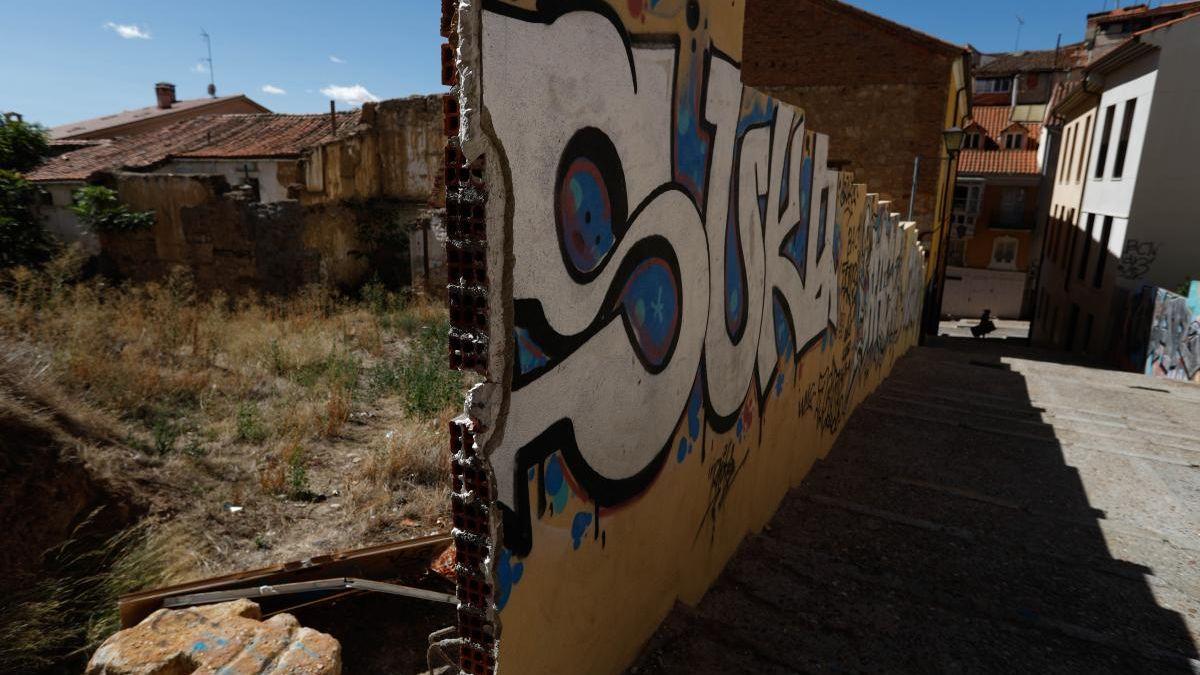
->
xmin=908 ymin=156 xmax=920 ymax=222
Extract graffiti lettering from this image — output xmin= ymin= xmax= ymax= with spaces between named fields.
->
xmin=1118 ymin=239 xmax=1159 ymax=280
xmin=473 ymin=1 xmax=923 ymax=560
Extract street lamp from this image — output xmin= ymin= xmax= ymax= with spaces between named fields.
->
xmin=923 ymin=126 xmax=968 ymax=340
xmin=942 ymin=126 xmax=966 ymax=157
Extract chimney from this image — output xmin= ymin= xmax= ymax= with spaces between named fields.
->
xmin=155 ymin=82 xmax=177 ymax=110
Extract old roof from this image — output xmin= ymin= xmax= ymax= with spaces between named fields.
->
xmin=49 ymin=94 xmax=271 ymax=140
xmin=975 ymin=43 xmax=1087 ymax=76
xmin=958 ymin=106 xmax=1042 ymax=176
xmin=958 ymin=149 xmax=1039 ymax=175
xmin=29 ymin=111 xmax=361 ymax=183
xmin=966 ymin=106 xmax=1043 ymax=142
xmin=1087 ymin=11 xmax=1200 ymax=76
xmin=1087 ymin=0 xmax=1200 ymax=25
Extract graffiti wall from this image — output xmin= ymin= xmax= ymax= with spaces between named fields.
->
xmin=1111 ymin=281 xmax=1200 ymax=384
xmin=1144 ymin=282 xmax=1200 ymax=382
xmin=444 ymin=1 xmax=926 ymax=673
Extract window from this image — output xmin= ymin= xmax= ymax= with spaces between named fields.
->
xmin=1113 ymin=98 xmax=1138 ymax=178
xmin=1062 ymin=125 xmax=1077 ymax=183
xmin=996 ymin=187 xmax=1026 ymax=228
xmin=1064 ymin=212 xmax=1080 ymax=289
xmin=1095 ymin=104 xmax=1116 ymax=178
xmin=991 ymin=236 xmax=1019 ymax=269
xmin=1093 ymin=215 xmax=1114 ymax=288
xmin=1078 ymin=213 xmax=1096 ymax=281
xmin=977 ymin=77 xmax=1013 ymax=93
xmin=1076 ymin=115 xmax=1092 ymax=182
xmin=964 ymin=132 xmax=982 ymax=149
xmin=1061 ymin=208 xmax=1075 ymax=266
xmin=953 ymin=184 xmax=982 ymax=213
xmin=1004 ymin=132 xmax=1025 ymax=150
xmin=1048 ymin=207 xmax=1060 ymax=260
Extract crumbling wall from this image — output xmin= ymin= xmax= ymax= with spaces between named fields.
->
xmin=107 ymin=173 xmax=368 ymax=294
xmin=300 ymin=96 xmax=444 ymax=206
xmin=297 ymin=96 xmax=446 ymax=293
xmin=444 ymin=2 xmax=927 ymax=674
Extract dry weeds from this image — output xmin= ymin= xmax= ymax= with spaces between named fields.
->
xmin=0 ymin=251 xmax=472 ymax=668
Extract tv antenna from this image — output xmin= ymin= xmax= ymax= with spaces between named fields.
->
xmin=200 ymin=28 xmax=217 ymax=97
xmin=1015 ymin=15 xmax=1026 ymax=51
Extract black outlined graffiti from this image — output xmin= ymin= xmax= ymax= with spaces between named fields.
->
xmin=473 ymin=1 xmax=924 ymax=558
xmin=1118 ymin=239 xmax=1159 ymax=280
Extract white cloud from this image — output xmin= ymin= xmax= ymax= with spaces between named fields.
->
xmin=320 ymin=84 xmax=379 ymax=106
xmin=105 ymin=22 xmax=151 ymax=40
xmin=261 ymin=84 xmax=287 ymax=95
xmin=329 ymin=55 xmax=346 ymax=64
xmin=191 ymin=62 xmax=208 ymax=74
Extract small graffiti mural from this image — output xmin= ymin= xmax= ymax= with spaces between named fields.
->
xmin=1118 ymin=239 xmax=1160 ymax=280
xmin=1145 ymin=282 xmax=1200 ymax=382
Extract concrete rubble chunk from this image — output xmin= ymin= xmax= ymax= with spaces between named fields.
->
xmin=86 ymin=599 xmax=341 ymax=675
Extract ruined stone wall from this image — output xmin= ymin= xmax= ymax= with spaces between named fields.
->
xmin=300 ymin=95 xmax=445 ymax=207
xmin=443 ymin=2 xmax=927 ymax=673
xmin=108 ymin=173 xmax=369 ymax=294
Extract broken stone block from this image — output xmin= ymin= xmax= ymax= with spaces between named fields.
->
xmin=86 ymin=598 xmax=341 ymax=675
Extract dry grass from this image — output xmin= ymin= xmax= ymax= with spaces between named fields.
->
xmin=0 ymin=250 xmax=472 ymax=670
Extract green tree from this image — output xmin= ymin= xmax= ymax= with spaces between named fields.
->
xmin=71 ymin=186 xmax=155 ymax=233
xmin=0 ymin=170 xmax=52 ymax=268
xmin=0 ymin=118 xmax=50 ymax=173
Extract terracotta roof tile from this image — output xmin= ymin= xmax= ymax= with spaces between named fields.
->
xmin=958 ymin=149 xmax=1039 ymax=175
xmin=957 ymin=106 xmax=1042 ymax=176
xmin=1088 ymin=0 xmax=1200 ymax=25
xmin=975 ymin=43 xmax=1087 ymax=76
xmin=28 ymin=111 xmax=360 ymax=183
xmin=966 ymin=106 xmax=1043 ymax=141
xmin=49 ymin=95 xmax=270 ymax=140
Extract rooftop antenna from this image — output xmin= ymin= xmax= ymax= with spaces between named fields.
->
xmin=1015 ymin=15 xmax=1026 ymax=52
xmin=200 ymin=28 xmax=217 ymax=98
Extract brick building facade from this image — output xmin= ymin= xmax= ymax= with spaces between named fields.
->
xmin=743 ymin=0 xmax=971 ymax=240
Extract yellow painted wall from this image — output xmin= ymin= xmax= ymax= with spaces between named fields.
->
xmin=453 ymin=2 xmax=927 ymax=673
xmin=493 ymin=188 xmax=923 ymax=675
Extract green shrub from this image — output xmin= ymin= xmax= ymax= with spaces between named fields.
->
xmin=370 ymin=321 xmax=460 ymax=418
xmin=151 ymin=417 xmax=179 ymax=455
xmin=0 ymin=169 xmax=52 ymax=269
xmin=71 ymin=185 xmax=154 ymax=234
xmin=0 ymin=118 xmax=50 ymax=173
xmin=285 ymin=448 xmax=316 ymax=501
xmin=290 ymin=350 xmax=360 ymax=391
xmin=235 ymin=403 xmax=268 ymax=445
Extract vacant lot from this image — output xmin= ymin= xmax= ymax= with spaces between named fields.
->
xmin=0 ymin=248 xmax=468 ymax=671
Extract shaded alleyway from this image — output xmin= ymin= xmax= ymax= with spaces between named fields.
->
xmin=632 ymin=338 xmax=1200 ymax=673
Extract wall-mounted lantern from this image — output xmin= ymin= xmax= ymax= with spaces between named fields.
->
xmin=943 ymin=126 xmax=966 ymax=158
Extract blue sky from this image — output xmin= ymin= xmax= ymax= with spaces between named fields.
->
xmin=2 ymin=0 xmax=1120 ymax=127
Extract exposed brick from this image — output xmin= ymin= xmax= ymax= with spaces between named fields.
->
xmin=743 ymin=0 xmax=966 ymax=231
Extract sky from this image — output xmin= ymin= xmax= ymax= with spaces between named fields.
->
xmin=0 ymin=0 xmax=1133 ymax=128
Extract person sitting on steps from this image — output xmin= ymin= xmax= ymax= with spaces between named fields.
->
xmin=971 ymin=309 xmax=997 ymax=338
